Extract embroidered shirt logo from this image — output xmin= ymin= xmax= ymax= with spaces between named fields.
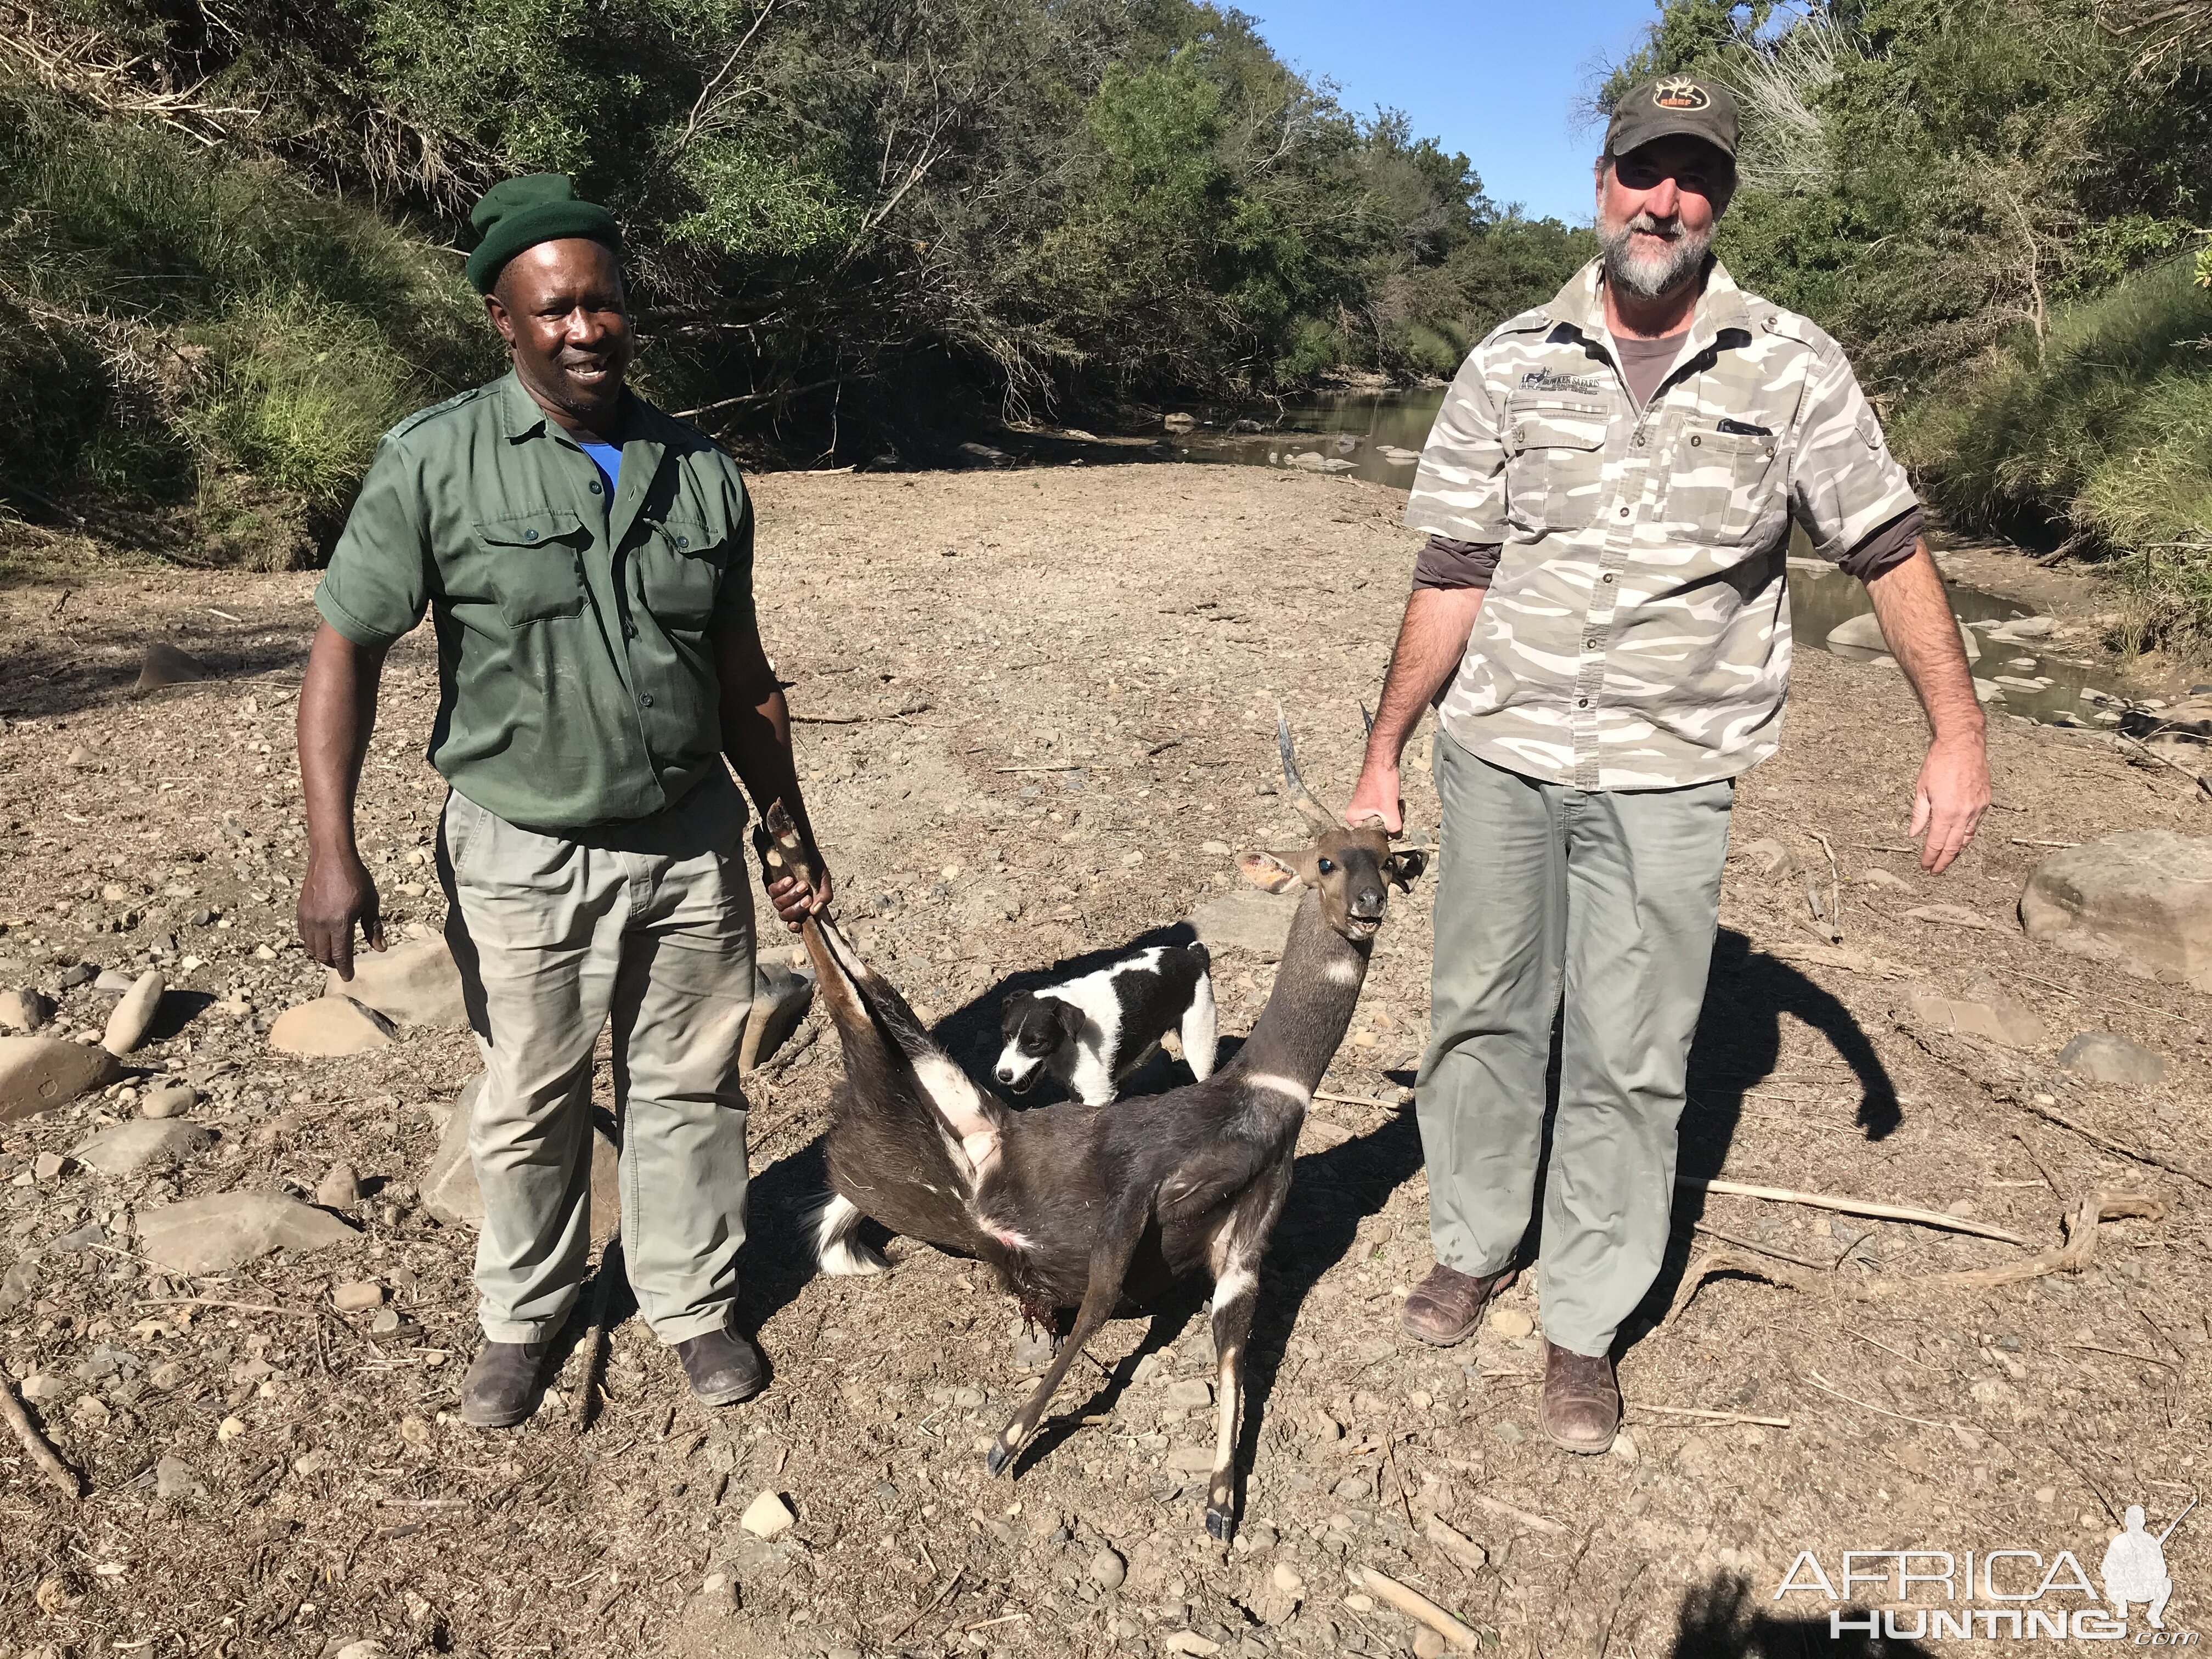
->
xmin=1653 ymin=79 xmax=1712 ymax=111
xmin=1519 ymin=369 xmax=1604 ymax=395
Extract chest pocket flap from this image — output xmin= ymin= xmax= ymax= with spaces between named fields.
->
xmin=637 ymin=514 xmax=726 ymax=630
xmin=1502 ymin=394 xmax=1609 ymax=533
xmin=475 ymin=510 xmax=589 ymax=628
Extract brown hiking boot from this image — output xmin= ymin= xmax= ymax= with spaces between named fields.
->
xmin=1400 ymin=1263 xmax=1519 ymax=1347
xmin=1538 ymin=1340 xmax=1620 ymax=1454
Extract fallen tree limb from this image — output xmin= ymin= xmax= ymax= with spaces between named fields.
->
xmin=1359 ymin=1567 xmax=1481 ymax=1652
xmin=1 ymin=1377 xmax=81 ymax=1500
xmin=1677 ymin=1175 xmax=2030 ymax=1246
xmin=572 ymin=1235 xmax=624 ymax=1430
xmin=1668 ymin=1192 xmax=2166 ymax=1319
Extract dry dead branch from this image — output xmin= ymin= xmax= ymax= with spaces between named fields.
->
xmin=1424 ymin=1515 xmax=1489 ymax=1572
xmin=1358 ymin=1567 xmax=1481 ymax=1651
xmin=1678 ymin=1175 xmax=2031 ymax=1245
xmin=2 ymin=1376 xmax=82 ymax=1500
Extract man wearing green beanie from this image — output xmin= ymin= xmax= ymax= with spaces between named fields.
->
xmin=295 ymin=173 xmax=831 ymax=1427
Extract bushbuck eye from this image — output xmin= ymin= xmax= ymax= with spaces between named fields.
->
xmin=1317 ymin=857 xmax=1334 ymax=874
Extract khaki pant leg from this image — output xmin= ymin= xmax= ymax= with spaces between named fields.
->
xmin=1417 ymin=734 xmax=1570 ymax=1278
xmin=607 ymin=771 xmax=757 ymax=1344
xmin=441 ymin=791 xmax=627 ymax=1345
xmin=1539 ymin=776 xmax=1734 ymax=1356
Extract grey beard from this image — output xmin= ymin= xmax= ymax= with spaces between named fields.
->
xmin=1599 ymin=216 xmax=1711 ymax=302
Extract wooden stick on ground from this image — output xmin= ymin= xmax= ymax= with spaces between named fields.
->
xmin=1424 ymin=1514 xmax=1489 ymax=1572
xmin=1359 ymin=1567 xmax=1481 ymax=1652
xmin=1 ymin=1377 xmax=81 ymax=1500
xmin=1468 ymin=1492 xmax=1566 ymax=1536
xmin=1314 ymin=1089 xmax=1410 ymax=1111
xmin=1633 ymin=1403 xmax=1792 ymax=1428
xmin=1677 ymin=1176 xmax=2030 ymax=1246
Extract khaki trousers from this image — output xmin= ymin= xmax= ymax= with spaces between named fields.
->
xmin=439 ymin=769 xmax=756 ymax=1346
xmin=1418 ymin=731 xmax=1733 ymax=1356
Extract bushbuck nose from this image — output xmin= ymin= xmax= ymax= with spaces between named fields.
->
xmin=1350 ymin=887 xmax=1386 ymax=921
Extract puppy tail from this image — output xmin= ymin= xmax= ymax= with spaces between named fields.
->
xmin=806 ymin=1190 xmax=890 ymax=1277
xmin=1182 ymin=967 xmax=1218 ymax=1081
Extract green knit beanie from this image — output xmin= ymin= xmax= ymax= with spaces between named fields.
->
xmin=465 ymin=174 xmax=622 ymax=295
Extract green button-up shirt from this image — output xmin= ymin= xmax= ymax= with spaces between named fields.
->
xmin=315 ymin=370 xmax=756 ymax=830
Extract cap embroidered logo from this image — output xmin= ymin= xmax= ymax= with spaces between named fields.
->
xmin=1652 ymin=78 xmax=1712 ymax=111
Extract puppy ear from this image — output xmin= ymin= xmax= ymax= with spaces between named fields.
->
xmin=1239 ymin=851 xmax=1301 ymax=894
xmin=1055 ymin=1000 xmax=1086 ymax=1041
xmin=1385 ymin=848 xmax=1429 ymax=891
xmin=1001 ymin=991 xmax=1032 ymax=1035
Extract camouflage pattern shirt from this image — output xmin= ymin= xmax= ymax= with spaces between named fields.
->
xmin=1403 ymin=258 xmax=1917 ymax=790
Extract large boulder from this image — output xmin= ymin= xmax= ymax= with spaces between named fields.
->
xmin=1190 ymin=888 xmax=1301 ymax=960
xmin=0 ymin=1037 xmax=123 ymax=1122
xmin=1824 ymin=610 xmax=1979 ymax=664
xmin=2020 ymin=831 xmax=2212 ymax=990
xmin=325 ymin=937 xmax=466 ymax=1029
xmin=421 ymin=1074 xmax=621 ymax=1237
xmin=2058 ymin=1032 xmax=2167 ymax=1089
xmin=137 ymin=1191 xmax=359 ymax=1274
xmin=269 ymin=996 xmax=397 ymax=1057
xmin=71 ymin=1119 xmax=213 ymax=1176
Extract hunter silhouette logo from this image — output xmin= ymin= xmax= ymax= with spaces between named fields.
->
xmin=1652 ymin=79 xmax=1712 ymax=111
xmin=2104 ymin=1498 xmax=2193 ymax=1630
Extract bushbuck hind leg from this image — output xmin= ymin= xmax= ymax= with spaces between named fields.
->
xmin=986 ymin=1213 xmax=1146 ymax=1478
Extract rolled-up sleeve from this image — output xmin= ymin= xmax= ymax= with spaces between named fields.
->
xmin=1411 ymin=534 xmax=1502 ymax=591
xmin=315 ymin=441 xmax=432 ymax=647
xmin=1403 ymin=345 xmax=1509 ymax=545
xmin=1790 ymin=347 xmax=1918 ymax=563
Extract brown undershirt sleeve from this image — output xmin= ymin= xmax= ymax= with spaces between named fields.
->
xmin=1836 ymin=505 xmax=1925 ymax=580
xmin=1412 ymin=534 xmax=1503 ymax=592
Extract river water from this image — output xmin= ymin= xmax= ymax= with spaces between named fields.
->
xmin=1156 ymin=390 xmax=2123 ymax=728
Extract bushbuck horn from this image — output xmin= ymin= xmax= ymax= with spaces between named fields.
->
xmin=1275 ymin=704 xmax=1336 ymax=830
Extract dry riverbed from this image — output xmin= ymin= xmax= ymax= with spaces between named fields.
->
xmin=1 ymin=462 xmax=2210 ymax=1658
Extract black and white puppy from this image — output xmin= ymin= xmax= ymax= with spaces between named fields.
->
xmin=995 ymin=942 xmax=1217 ymax=1107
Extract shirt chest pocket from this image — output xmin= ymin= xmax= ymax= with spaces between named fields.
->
xmin=1675 ymin=424 xmax=1783 ymax=543
xmin=635 ymin=516 xmax=725 ymax=631
xmin=1502 ymin=397 xmax=1609 ymax=534
xmin=473 ymin=511 xmax=590 ymax=628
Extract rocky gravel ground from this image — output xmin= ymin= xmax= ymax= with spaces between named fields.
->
xmin=1 ymin=463 xmax=2209 ymax=1659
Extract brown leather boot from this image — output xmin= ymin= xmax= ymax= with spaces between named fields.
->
xmin=1538 ymin=1340 xmax=1620 ymax=1454
xmin=1400 ymin=1263 xmax=1519 ymax=1347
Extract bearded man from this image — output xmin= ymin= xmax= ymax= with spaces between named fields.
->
xmin=1344 ymin=77 xmax=1990 ymax=1454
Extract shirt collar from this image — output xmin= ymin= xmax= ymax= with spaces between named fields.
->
xmin=496 ymin=368 xmax=645 ymax=446
xmin=1534 ymin=256 xmax=1753 ymax=346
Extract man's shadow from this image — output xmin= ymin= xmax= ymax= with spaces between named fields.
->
xmin=1626 ymin=927 xmax=1900 ymax=1344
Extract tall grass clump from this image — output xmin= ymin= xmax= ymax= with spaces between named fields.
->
xmin=0 ymin=74 xmax=491 ymax=552
xmin=1898 ymin=257 xmax=2212 ymax=648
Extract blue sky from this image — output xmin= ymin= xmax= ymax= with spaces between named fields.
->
xmin=1235 ymin=0 xmax=1663 ymax=224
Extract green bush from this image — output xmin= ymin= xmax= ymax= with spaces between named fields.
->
xmin=1899 ymin=259 xmax=2212 ymax=642
xmin=188 ymin=295 xmax=424 ymax=502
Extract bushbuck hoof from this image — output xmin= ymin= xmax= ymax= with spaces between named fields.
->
xmin=1205 ymin=1502 xmax=1235 ymax=1543
xmin=985 ymin=1435 xmax=1017 ymax=1478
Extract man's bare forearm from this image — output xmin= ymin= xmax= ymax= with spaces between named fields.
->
xmin=1363 ymin=586 xmax=1486 ymax=769
xmin=1863 ymin=543 xmax=1984 ymax=744
xmin=723 ymin=682 xmax=814 ymax=844
xmin=299 ymin=622 xmax=387 ymax=856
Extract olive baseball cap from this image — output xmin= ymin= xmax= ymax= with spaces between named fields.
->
xmin=1604 ymin=75 xmax=1740 ymax=162
xmin=465 ymin=174 xmax=622 ymax=295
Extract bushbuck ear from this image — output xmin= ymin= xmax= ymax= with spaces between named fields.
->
xmin=1385 ymin=848 xmax=1429 ymax=891
xmin=1239 ymin=851 xmax=1301 ymax=894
